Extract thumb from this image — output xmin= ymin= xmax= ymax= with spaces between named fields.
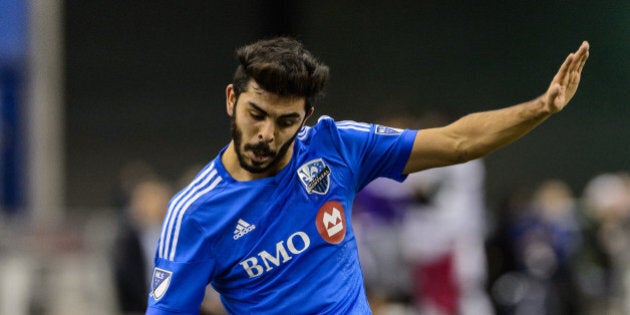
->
xmin=548 ymin=82 xmax=562 ymax=99
xmin=547 ymin=83 xmax=567 ymax=111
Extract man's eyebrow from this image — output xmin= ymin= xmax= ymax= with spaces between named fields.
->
xmin=247 ymin=102 xmax=301 ymax=119
xmin=247 ymin=102 xmax=268 ymax=115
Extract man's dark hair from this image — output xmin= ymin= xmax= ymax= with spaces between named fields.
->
xmin=232 ymin=37 xmax=330 ymax=111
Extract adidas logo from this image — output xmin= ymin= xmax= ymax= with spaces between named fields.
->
xmin=233 ymin=219 xmax=256 ymax=240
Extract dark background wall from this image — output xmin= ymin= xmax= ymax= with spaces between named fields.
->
xmin=64 ymin=1 xmax=630 ymax=209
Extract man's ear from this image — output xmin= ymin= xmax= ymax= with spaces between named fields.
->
xmin=301 ymin=106 xmax=315 ymax=127
xmin=305 ymin=107 xmax=315 ymax=121
xmin=226 ymin=84 xmax=236 ymax=116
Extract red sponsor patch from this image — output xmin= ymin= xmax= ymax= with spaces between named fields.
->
xmin=316 ymin=201 xmax=346 ymax=244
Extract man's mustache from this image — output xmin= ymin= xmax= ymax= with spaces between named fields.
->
xmin=244 ymin=142 xmax=276 ymax=157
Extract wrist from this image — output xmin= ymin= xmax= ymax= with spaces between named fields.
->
xmin=535 ymin=95 xmax=555 ymax=116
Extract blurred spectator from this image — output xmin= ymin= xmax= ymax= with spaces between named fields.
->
xmin=111 ymin=177 xmax=172 ymax=314
xmin=490 ymin=179 xmax=582 ymax=315
xmin=580 ymin=172 xmax=630 ymax=314
xmin=401 ymin=159 xmax=493 ymax=315
xmin=1 ymin=0 xmax=28 ymax=215
xmin=354 ymin=177 xmax=415 ymax=313
xmin=112 ymin=160 xmax=158 ymax=208
xmin=110 ymin=162 xmax=228 ymax=315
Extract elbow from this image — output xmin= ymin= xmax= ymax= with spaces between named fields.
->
xmin=453 ymin=142 xmax=471 ymax=165
xmin=453 ymin=138 xmax=481 ymax=164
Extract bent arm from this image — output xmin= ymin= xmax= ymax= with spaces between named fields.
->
xmin=403 ymin=41 xmax=589 ymax=174
xmin=403 ymin=98 xmax=550 ymax=173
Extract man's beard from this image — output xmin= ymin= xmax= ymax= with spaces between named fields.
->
xmin=231 ymin=117 xmax=299 ymax=174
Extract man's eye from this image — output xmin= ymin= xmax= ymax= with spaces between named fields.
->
xmin=250 ymin=112 xmax=264 ymax=120
xmin=279 ymin=120 xmax=297 ymax=127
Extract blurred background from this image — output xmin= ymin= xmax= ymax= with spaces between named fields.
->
xmin=1 ymin=0 xmax=629 ymax=314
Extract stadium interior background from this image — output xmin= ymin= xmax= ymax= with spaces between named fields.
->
xmin=64 ymin=1 xmax=628 ymax=209
xmin=0 ymin=1 xmax=628 ymax=314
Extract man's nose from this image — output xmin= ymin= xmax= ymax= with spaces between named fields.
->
xmin=258 ymin=120 xmax=275 ymax=142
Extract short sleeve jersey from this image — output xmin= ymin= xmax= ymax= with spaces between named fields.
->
xmin=146 ymin=116 xmax=417 ymax=314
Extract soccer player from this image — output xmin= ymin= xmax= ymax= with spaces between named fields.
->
xmin=146 ymin=37 xmax=589 ymax=314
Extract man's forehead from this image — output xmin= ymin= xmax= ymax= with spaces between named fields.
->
xmin=244 ymin=81 xmax=306 ymax=111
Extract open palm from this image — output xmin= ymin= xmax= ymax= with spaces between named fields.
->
xmin=544 ymin=41 xmax=590 ymax=113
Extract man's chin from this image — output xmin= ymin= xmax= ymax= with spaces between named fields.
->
xmin=239 ymin=160 xmax=272 ymax=174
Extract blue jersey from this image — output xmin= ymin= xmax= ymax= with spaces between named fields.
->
xmin=146 ymin=116 xmax=417 ymax=314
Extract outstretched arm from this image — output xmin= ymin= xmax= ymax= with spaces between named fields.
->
xmin=403 ymin=41 xmax=590 ymax=174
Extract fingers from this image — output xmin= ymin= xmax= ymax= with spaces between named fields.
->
xmin=554 ymin=41 xmax=590 ymax=85
xmin=577 ymin=41 xmax=590 ymax=56
xmin=568 ymin=42 xmax=589 ymax=88
xmin=576 ymin=41 xmax=590 ymax=74
xmin=571 ymin=41 xmax=589 ymax=73
xmin=554 ymin=53 xmax=574 ymax=87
